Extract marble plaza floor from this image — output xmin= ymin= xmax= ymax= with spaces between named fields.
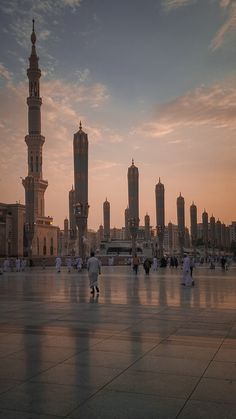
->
xmin=0 ymin=265 xmax=236 ymax=419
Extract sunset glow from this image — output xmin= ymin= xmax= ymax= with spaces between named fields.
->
xmin=0 ymin=0 xmax=236 ymax=230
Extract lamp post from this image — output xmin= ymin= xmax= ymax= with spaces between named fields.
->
xmin=157 ymin=224 xmax=164 ymax=258
xmin=129 ymin=216 xmax=139 ymax=256
xmin=25 ymin=221 xmax=35 ymax=260
xmin=75 ymin=202 xmax=89 ymax=263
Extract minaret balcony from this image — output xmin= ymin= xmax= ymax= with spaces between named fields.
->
xmin=25 ymin=134 xmax=45 ymax=146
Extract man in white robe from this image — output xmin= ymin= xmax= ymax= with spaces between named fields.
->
xmin=152 ymin=257 xmax=158 ymax=271
xmin=66 ymin=257 xmax=72 ymax=273
xmin=182 ymin=254 xmax=192 ymax=286
xmin=55 ymin=256 xmax=62 ymax=273
xmin=87 ymin=251 xmax=101 ymax=294
xmin=3 ymin=259 xmax=10 ymax=272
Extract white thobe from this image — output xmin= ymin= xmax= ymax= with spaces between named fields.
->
xmin=56 ymin=257 xmax=61 ymax=272
xmin=182 ymin=256 xmax=192 ymax=286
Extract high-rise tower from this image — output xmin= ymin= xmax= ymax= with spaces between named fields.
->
xmin=177 ymin=193 xmax=185 ymax=257
xmin=73 ymin=121 xmax=89 ymax=260
xmin=22 ymin=21 xmax=57 ymax=257
xmin=103 ymin=198 xmax=110 ymax=241
xmin=155 ymin=178 xmax=165 ymax=256
xmin=128 ymin=159 xmax=139 ymax=255
xmin=190 ymin=202 xmax=197 ymax=252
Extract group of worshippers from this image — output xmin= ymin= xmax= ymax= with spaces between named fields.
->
xmin=2 ymin=258 xmax=27 ymax=272
xmin=55 ymin=256 xmax=83 ymax=273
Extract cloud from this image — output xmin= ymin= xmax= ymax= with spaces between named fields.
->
xmin=0 ymin=75 xmax=119 ymax=194
xmin=162 ymin=0 xmax=195 ymax=11
xmin=162 ymin=0 xmax=236 ymax=51
xmin=0 ymin=0 xmax=82 ymax=48
xmin=211 ymin=1 xmax=236 ymax=50
xmin=74 ymin=68 xmax=90 ymax=83
xmin=220 ymin=0 xmax=231 ymax=8
xmin=0 ymin=62 xmax=12 ymax=81
xmin=136 ymin=78 xmax=236 ymax=138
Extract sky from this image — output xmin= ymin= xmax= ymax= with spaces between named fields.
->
xmin=0 ymin=0 xmax=236 ymax=230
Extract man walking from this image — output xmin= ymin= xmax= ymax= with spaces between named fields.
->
xmin=87 ymin=251 xmax=101 ymax=295
xmin=182 ymin=254 xmax=192 ymax=286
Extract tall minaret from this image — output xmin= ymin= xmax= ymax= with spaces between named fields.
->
xmin=177 ymin=193 xmax=185 ymax=257
xmin=210 ymin=214 xmax=215 ymax=252
xmin=155 ymin=178 xmax=165 ymax=257
xmin=128 ymin=159 xmax=139 ymax=255
xmin=103 ymin=198 xmax=110 ymax=241
xmin=202 ymin=209 xmax=209 ymax=259
xmin=190 ymin=202 xmax=197 ymax=253
xmin=22 ymin=20 xmax=48 ymax=256
xmin=73 ymin=121 xmax=89 ymax=260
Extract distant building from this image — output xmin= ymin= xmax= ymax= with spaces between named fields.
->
xmin=0 ymin=203 xmax=25 ymax=257
xmin=229 ymin=222 xmax=236 ymax=242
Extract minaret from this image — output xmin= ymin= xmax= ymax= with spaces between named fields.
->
xmin=103 ymin=198 xmax=110 ymax=241
xmin=216 ymin=219 xmax=222 ymax=251
xmin=190 ymin=202 xmax=197 ymax=253
xmin=155 ymin=177 xmax=165 ymax=257
xmin=73 ymin=121 xmax=89 ymax=260
xmin=22 ymin=20 xmax=48 ymax=256
xmin=177 ymin=193 xmax=185 ymax=257
xmin=210 ymin=214 xmax=215 ymax=252
xmin=202 ymin=209 xmax=209 ymax=259
xmin=128 ymin=159 xmax=139 ymax=255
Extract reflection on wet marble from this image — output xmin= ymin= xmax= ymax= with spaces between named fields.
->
xmin=0 ymin=265 xmax=236 ymax=418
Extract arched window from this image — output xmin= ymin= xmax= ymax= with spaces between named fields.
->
xmin=36 ymin=155 xmax=39 ymax=172
xmin=31 ymin=156 xmax=33 ymax=172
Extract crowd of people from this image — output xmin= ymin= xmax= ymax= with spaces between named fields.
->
xmin=0 ymin=253 xmax=232 ymax=294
